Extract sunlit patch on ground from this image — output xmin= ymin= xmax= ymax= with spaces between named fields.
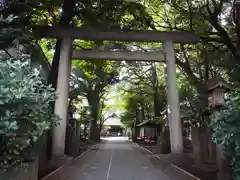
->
xmin=101 ymin=136 xmax=130 ymax=141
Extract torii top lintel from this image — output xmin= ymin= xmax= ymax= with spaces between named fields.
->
xmin=33 ymin=26 xmax=199 ymax=44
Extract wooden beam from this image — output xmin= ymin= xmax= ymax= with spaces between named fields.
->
xmin=33 ymin=26 xmax=199 ymax=44
xmin=72 ymin=50 xmax=165 ymax=62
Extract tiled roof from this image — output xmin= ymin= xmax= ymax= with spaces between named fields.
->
xmin=207 ymin=76 xmax=232 ymax=91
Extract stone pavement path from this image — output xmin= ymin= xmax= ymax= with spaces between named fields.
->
xmin=68 ymin=137 xmax=171 ymax=180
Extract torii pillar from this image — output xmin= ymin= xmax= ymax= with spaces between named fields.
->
xmin=52 ymin=37 xmax=73 ymax=156
xmin=163 ymin=41 xmax=183 ymax=154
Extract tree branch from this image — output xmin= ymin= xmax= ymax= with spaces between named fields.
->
xmin=186 ymin=0 xmax=193 ymax=31
xmin=47 ymin=8 xmax=58 ymax=24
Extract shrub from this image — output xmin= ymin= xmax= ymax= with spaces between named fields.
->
xmin=0 ymin=56 xmax=59 ymax=173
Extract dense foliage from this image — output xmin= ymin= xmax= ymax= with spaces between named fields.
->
xmin=211 ymin=91 xmax=240 ymax=180
xmin=0 ymin=56 xmax=59 ymax=173
xmin=119 ymin=62 xmax=166 ymax=126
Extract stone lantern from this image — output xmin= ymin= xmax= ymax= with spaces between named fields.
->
xmin=207 ymin=76 xmax=232 ymax=107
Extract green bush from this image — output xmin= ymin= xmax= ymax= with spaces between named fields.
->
xmin=0 ymin=56 xmax=59 ymax=173
xmin=211 ymin=90 xmax=240 ymax=180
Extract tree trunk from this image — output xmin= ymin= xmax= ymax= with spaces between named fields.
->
xmin=47 ymin=41 xmax=61 ymax=89
xmin=153 ymin=92 xmax=161 ymax=117
xmin=88 ymin=120 xmax=100 ymax=142
xmin=151 ymin=63 xmax=161 ymax=117
xmin=47 ymin=0 xmax=75 ymax=88
xmin=83 ymin=124 xmax=88 ymax=140
xmin=151 ymin=63 xmax=162 ymax=134
xmin=88 ymin=95 xmax=101 ymax=142
xmin=177 ymin=57 xmax=209 ymax=125
xmin=99 ymin=122 xmax=103 ymax=132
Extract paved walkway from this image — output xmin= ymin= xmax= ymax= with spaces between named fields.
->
xmin=68 ymin=137 xmax=171 ymax=180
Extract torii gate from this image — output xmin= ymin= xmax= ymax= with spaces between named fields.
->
xmin=34 ymin=26 xmax=199 ymax=156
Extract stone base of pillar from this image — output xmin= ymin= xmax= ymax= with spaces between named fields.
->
xmin=161 ymin=153 xmax=193 ymax=167
xmin=50 ymin=155 xmax=73 ymax=168
xmin=216 ymin=145 xmax=230 ymax=180
xmin=156 ymin=126 xmax=171 ymax=154
xmin=39 ymin=155 xmax=73 ymax=180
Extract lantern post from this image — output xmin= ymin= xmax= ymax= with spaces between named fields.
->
xmin=207 ymin=77 xmax=231 ymax=180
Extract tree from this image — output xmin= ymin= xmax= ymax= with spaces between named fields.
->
xmin=127 ymin=0 xmax=235 ymax=126
xmin=77 ymin=106 xmax=91 ymax=139
xmin=70 ymin=58 xmax=120 ymax=141
xmin=97 ymin=96 xmax=117 ymax=131
xmin=120 ymin=87 xmax=160 ymax=127
xmin=0 ymin=56 xmax=59 ymax=173
xmin=120 ymin=61 xmax=167 ymax=122
xmin=38 ymin=0 xmax=156 ymax=90
xmin=34 ymin=0 xmax=158 ymax=141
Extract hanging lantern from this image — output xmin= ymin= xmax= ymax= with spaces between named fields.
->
xmin=207 ymin=77 xmax=232 ymax=107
